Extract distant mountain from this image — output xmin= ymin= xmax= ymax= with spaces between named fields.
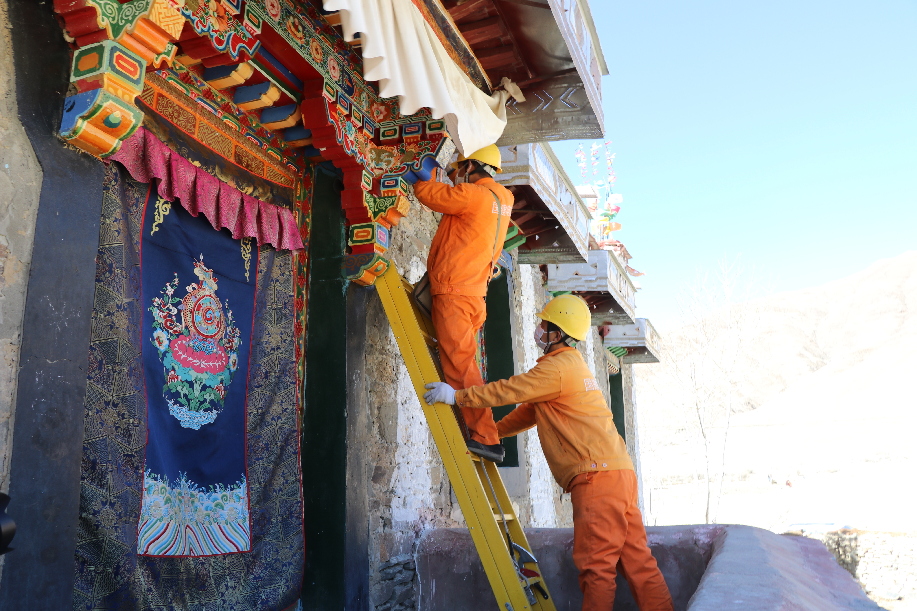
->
xmin=634 ymin=251 xmax=917 ymax=533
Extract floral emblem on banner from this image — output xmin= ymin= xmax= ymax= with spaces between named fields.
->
xmin=150 ymin=256 xmax=241 ymax=430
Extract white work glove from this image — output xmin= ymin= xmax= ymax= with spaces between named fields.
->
xmin=424 ymin=382 xmax=456 ymax=406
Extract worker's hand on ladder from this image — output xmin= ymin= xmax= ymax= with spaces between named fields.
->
xmin=423 ymin=382 xmax=456 ymax=405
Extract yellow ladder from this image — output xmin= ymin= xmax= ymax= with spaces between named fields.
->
xmin=375 ymin=264 xmax=557 ymax=611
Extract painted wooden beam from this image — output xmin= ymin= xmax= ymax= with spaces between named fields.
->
xmin=283 ymin=125 xmax=313 ymax=147
xmin=175 ymin=54 xmax=203 ymax=67
xmin=261 ymin=103 xmax=302 ymax=130
xmin=250 ymin=47 xmax=302 ymax=102
xmin=476 ymin=45 xmax=519 ymax=70
xmin=234 ymin=81 xmax=281 ymax=110
xmin=458 ymin=16 xmax=506 ymax=46
xmin=60 ymin=41 xmax=145 ymax=157
xmin=445 ymin=0 xmax=496 ymax=22
xmin=202 ymin=62 xmax=254 ymax=89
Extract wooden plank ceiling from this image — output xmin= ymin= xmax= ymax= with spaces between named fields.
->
xmin=443 ymin=0 xmax=535 ymax=85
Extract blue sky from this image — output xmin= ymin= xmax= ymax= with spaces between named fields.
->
xmin=551 ymin=0 xmax=917 ymax=328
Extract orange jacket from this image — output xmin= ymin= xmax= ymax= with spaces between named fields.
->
xmin=413 ymin=176 xmax=513 ymax=297
xmin=455 ymin=347 xmax=633 ymax=490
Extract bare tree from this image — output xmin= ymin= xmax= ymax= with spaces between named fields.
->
xmin=658 ymin=257 xmax=758 ymax=523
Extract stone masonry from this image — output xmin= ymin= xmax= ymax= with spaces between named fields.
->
xmin=0 ymin=0 xmax=43 ymax=588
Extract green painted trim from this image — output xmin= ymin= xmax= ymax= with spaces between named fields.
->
xmin=302 ymin=165 xmax=348 ymax=607
xmin=608 ymin=373 xmax=626 ymax=443
xmin=484 ymin=271 xmax=519 ymax=467
xmin=86 ymin=0 xmax=154 ymax=40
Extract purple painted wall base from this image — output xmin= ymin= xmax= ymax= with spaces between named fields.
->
xmin=416 ymin=525 xmax=880 ymax=610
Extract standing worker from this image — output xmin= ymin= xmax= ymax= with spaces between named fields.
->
xmin=413 ymin=144 xmax=513 ymax=463
xmin=423 ymin=295 xmax=673 ymax=611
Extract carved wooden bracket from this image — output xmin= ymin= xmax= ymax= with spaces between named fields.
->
xmin=54 ymin=0 xmax=186 ymax=156
xmin=60 ymin=41 xmax=146 ymax=157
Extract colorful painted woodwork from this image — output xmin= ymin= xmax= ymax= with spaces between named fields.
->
xmin=169 ymin=63 xmax=296 ymax=157
xmin=52 ymin=0 xmax=470 ymax=285
xmin=139 ymin=71 xmax=298 ymax=187
xmin=260 ymin=104 xmax=301 ymax=130
xmin=54 ymin=0 xmax=184 ymax=67
xmin=61 ymin=41 xmax=146 ymax=157
xmin=202 ymin=62 xmax=255 ymax=89
xmin=55 ymin=0 xmax=186 ymax=156
xmin=234 ymin=81 xmax=282 ymax=110
xmin=180 ymin=0 xmax=261 ymax=62
xmin=244 ymin=0 xmax=459 ymax=284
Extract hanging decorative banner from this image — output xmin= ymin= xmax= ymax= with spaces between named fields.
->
xmin=604 ymin=140 xmax=616 ymax=187
xmin=74 ymin=160 xmax=302 ymax=611
xmin=137 ymin=192 xmax=256 ymax=557
xmin=575 ymin=144 xmax=587 ymax=181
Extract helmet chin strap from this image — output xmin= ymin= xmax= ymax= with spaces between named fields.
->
xmin=542 ymin=331 xmax=563 ymax=355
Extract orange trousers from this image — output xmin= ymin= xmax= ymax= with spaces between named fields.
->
xmin=431 ymin=293 xmax=499 ymax=445
xmin=569 ymin=470 xmax=673 ymax=611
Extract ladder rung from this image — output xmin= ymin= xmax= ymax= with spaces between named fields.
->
xmin=418 ymin=329 xmax=438 ymax=348
xmin=493 ymin=513 xmax=515 ymax=522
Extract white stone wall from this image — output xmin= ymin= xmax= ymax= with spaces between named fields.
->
xmin=819 ymin=530 xmax=917 ymax=610
xmin=854 ymin=531 xmax=917 ymax=610
xmin=620 ymin=364 xmax=646 ymax=515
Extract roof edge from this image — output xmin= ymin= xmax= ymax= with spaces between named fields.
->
xmin=576 ymin=0 xmax=609 ymax=76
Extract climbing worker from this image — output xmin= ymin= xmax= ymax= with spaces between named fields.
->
xmin=413 ymin=144 xmax=513 ymax=463
xmin=422 ymin=295 xmax=674 ymax=611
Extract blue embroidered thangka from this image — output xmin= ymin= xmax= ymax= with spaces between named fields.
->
xmin=138 ymin=196 xmax=255 ymax=556
xmin=73 ymin=164 xmax=304 ymax=610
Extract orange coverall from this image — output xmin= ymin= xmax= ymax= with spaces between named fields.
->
xmin=413 ymin=176 xmax=513 ymax=445
xmin=455 ymin=347 xmax=673 ymax=611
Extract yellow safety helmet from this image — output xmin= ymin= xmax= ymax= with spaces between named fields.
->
xmin=451 ymin=144 xmax=502 ymax=173
xmin=536 ymin=294 xmax=591 ymax=341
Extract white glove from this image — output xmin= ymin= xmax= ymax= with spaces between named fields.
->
xmin=424 ymin=382 xmax=456 ymax=406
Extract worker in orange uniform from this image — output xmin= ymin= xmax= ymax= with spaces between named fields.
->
xmin=423 ymin=295 xmax=673 ymax=611
xmin=413 ymin=144 xmax=512 ymax=463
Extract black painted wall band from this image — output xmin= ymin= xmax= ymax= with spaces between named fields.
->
xmin=1 ymin=0 xmax=105 ymax=607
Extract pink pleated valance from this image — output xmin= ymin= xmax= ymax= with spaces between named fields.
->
xmin=110 ymin=128 xmax=304 ymax=251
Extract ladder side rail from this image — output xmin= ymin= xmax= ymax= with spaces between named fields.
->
xmin=481 ymin=460 xmax=545 ymax=577
xmin=376 ymin=271 xmax=526 ymax=609
xmin=376 ymin=267 xmax=557 ymax=611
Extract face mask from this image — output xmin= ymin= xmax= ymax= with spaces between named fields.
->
xmin=534 ymin=326 xmax=549 ymax=351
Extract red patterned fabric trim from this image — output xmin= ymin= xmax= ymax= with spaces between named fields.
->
xmin=109 ymin=128 xmax=304 ymax=251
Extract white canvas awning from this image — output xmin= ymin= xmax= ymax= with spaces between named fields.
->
xmin=323 ymin=0 xmax=520 ymax=155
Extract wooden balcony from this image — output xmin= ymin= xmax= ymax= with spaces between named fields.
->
xmin=545 ymin=249 xmax=637 ymax=325
xmin=443 ymin=0 xmax=607 ymax=144
xmin=499 ymin=142 xmax=592 ymax=264
xmin=601 ymin=318 xmax=660 ymax=364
